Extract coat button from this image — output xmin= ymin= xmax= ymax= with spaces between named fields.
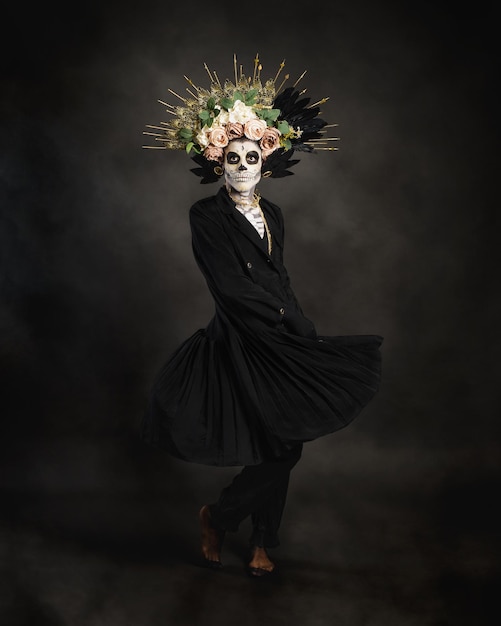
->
xmin=279 ymin=307 xmax=285 ymax=315
xmin=246 ymin=261 xmax=252 ymax=269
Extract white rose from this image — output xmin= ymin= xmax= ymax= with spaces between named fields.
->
xmin=214 ymin=108 xmax=229 ymax=126
xmin=228 ymin=100 xmax=257 ymax=125
xmin=195 ymin=126 xmax=211 ymax=148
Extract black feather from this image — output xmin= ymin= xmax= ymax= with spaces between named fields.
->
xmin=262 ymin=148 xmax=300 ymax=178
xmin=190 ymin=153 xmax=223 ymax=184
xmin=273 ymin=88 xmax=328 ymax=151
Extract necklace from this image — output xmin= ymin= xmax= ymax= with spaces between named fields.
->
xmin=259 ymin=206 xmax=272 ymax=255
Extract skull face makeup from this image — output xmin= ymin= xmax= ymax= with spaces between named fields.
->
xmin=223 ymin=139 xmax=262 ymax=195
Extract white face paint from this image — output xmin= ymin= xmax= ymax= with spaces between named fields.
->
xmin=223 ymin=139 xmax=262 ymax=194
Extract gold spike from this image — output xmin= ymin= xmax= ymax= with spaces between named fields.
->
xmin=239 ymin=64 xmax=243 ymax=79
xmin=307 ymin=97 xmax=329 ymax=108
xmin=305 ymin=140 xmax=339 ymax=145
xmin=158 ymin=100 xmax=175 ymax=109
xmin=233 ymin=53 xmax=238 ymax=84
xmin=253 ymin=53 xmax=260 ymax=81
xmin=273 ymin=59 xmax=286 ymax=83
xmin=212 ymin=70 xmax=222 ymax=87
xmin=167 ymin=89 xmax=187 ymax=103
xmin=299 ymin=89 xmax=307 ymax=96
xmin=204 ymin=62 xmax=214 ymax=83
xmin=186 ymin=88 xmax=197 ymax=99
xmin=142 ymin=145 xmax=167 ymax=149
xmin=184 ymin=75 xmax=200 ymax=90
xmin=257 ymin=63 xmax=262 ymax=81
xmin=323 ymin=123 xmax=339 ymax=128
xmin=143 ymin=131 xmax=164 ymax=137
xmin=293 ymin=70 xmax=307 ymax=88
xmin=145 ymin=125 xmax=169 ymax=131
xmin=307 ymin=137 xmax=340 ymax=142
xmin=276 ymin=73 xmax=290 ymax=93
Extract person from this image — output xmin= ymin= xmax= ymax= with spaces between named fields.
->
xmin=141 ymin=55 xmax=383 ymax=577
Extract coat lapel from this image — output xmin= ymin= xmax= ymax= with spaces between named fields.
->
xmin=231 ymin=207 xmax=269 ymax=253
xmin=216 ymin=186 xmax=272 ymax=257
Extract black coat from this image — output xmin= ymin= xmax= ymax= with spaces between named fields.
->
xmin=190 ymin=186 xmax=316 ymax=340
xmin=141 ymin=186 xmax=383 ymax=466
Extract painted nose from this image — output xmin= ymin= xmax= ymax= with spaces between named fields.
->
xmin=238 ymin=164 xmax=247 ymax=171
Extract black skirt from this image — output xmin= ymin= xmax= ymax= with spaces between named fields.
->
xmin=141 ymin=323 xmax=382 ymax=466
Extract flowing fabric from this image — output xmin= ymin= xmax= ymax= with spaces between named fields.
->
xmin=141 ymin=187 xmax=383 ymax=466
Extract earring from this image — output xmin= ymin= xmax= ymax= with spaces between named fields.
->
xmin=262 ymin=170 xmax=272 ymax=178
xmin=214 ymin=166 xmax=223 ymax=176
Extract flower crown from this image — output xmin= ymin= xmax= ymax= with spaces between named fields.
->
xmin=143 ymin=54 xmax=338 ymax=183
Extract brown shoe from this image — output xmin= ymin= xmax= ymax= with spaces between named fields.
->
xmin=199 ymin=505 xmax=225 ymax=569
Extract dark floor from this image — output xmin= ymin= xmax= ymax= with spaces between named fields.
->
xmin=1 ymin=434 xmax=498 ymax=626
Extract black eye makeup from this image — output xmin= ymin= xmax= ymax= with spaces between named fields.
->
xmin=225 ymin=151 xmax=260 ymax=165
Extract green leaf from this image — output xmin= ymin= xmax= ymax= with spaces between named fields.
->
xmin=267 ymin=108 xmax=280 ymax=121
xmin=233 ymin=90 xmax=244 ymax=103
xmin=244 ymin=89 xmax=258 ymax=105
xmin=186 ymin=142 xmax=194 ymax=154
xmin=178 ymin=127 xmax=193 ymax=140
xmin=199 ymin=110 xmax=210 ymax=120
xmin=283 ymin=139 xmax=291 ymax=150
xmin=207 ymin=97 xmax=216 ymax=109
xmin=221 ymin=97 xmax=233 ymax=110
xmin=257 ymin=108 xmax=281 ymax=124
xmin=277 ymin=120 xmax=290 ymax=135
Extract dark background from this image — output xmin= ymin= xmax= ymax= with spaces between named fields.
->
xmin=1 ymin=1 xmax=499 ymax=624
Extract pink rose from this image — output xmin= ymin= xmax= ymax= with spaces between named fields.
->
xmin=208 ymin=126 xmax=229 ymax=148
xmin=244 ymin=118 xmax=267 ymax=141
xmin=226 ymin=122 xmax=244 ymax=140
xmin=204 ymin=145 xmax=224 ymax=162
xmin=260 ymin=126 xmax=281 ymax=159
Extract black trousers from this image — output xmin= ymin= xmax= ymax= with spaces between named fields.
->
xmin=209 ymin=443 xmax=303 ymax=548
